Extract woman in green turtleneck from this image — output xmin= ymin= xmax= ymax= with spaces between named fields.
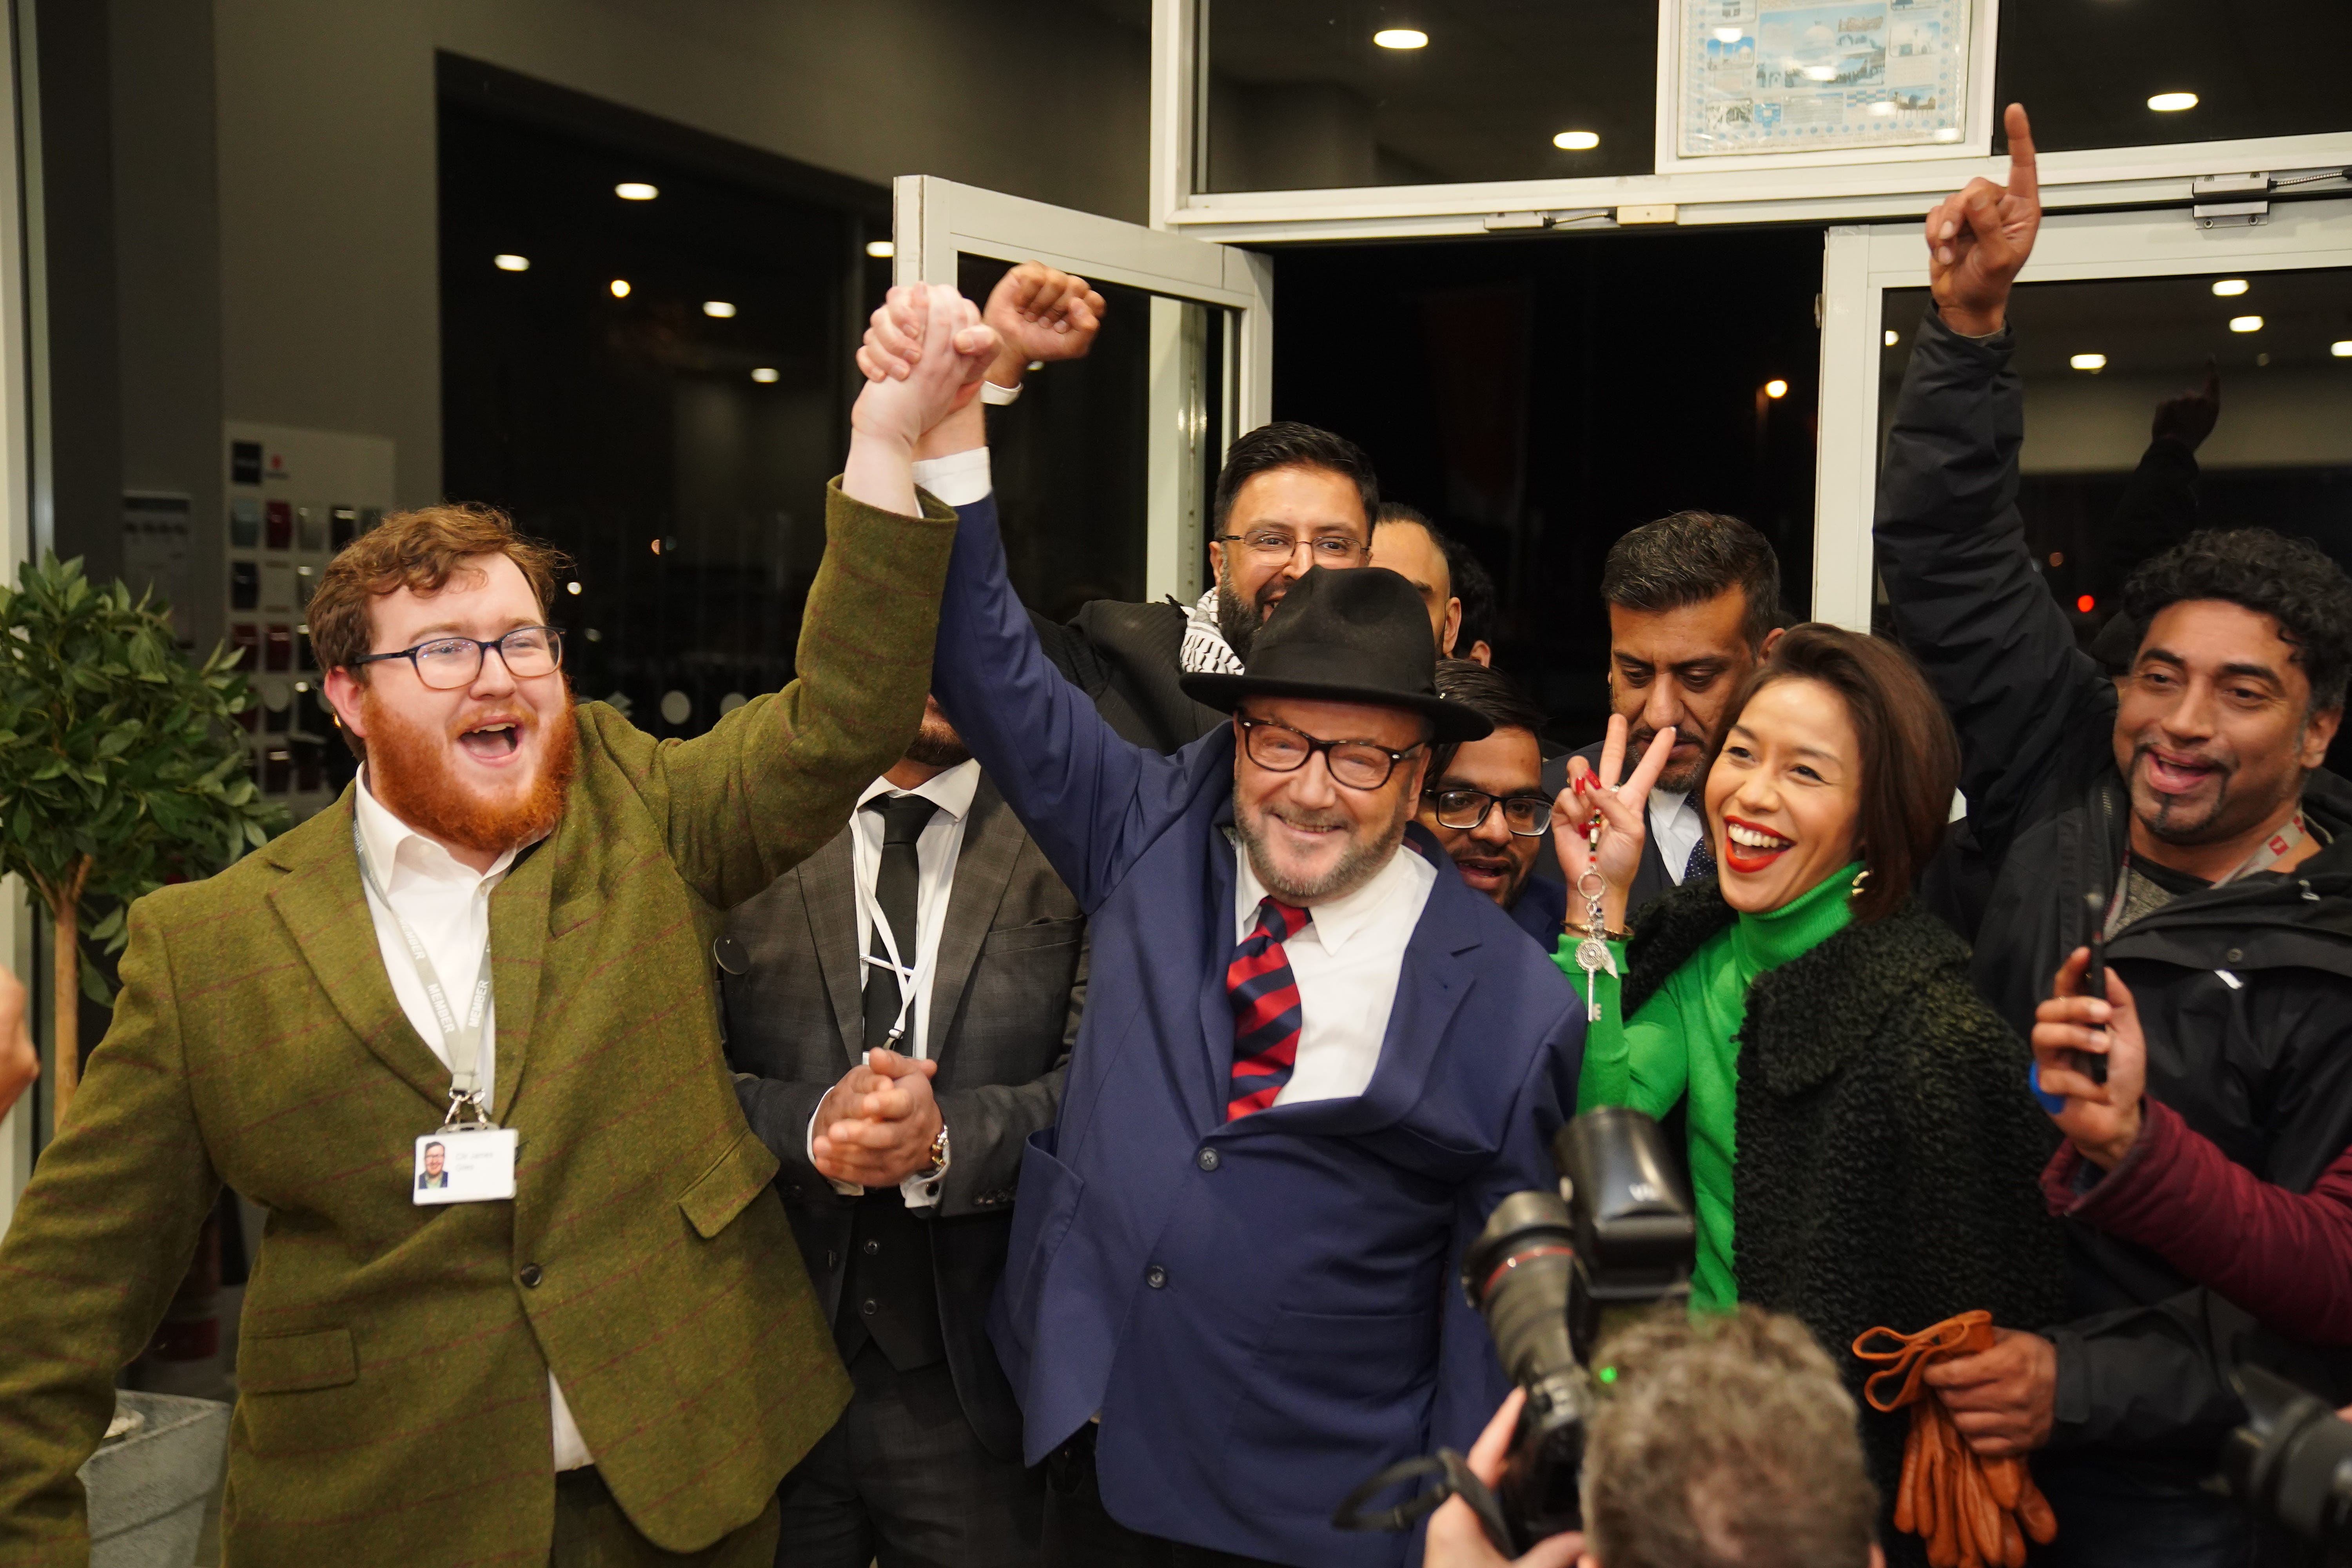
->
xmin=1550 ymin=626 xmax=2062 ymax=1547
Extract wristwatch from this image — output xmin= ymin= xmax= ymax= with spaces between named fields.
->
xmin=921 ymin=1121 xmax=952 ymax=1181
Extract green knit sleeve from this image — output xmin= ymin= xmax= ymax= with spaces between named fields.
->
xmin=1554 ymin=936 xmax=1690 ymax=1118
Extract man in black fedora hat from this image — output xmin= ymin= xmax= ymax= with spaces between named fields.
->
xmin=841 ymin=284 xmax=1584 ymax=1567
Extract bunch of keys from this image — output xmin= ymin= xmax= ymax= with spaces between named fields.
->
xmin=1573 ymin=792 xmax=1617 ymax=1021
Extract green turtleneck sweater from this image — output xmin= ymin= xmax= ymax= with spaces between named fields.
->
xmin=1554 ymin=864 xmax=1859 ymax=1314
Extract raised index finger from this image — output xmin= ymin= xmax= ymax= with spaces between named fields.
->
xmin=2003 ymin=103 xmax=2037 ymax=205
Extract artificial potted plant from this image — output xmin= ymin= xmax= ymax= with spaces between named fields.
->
xmin=0 ymin=552 xmax=284 ymax=1132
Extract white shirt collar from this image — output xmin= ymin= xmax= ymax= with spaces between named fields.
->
xmin=1233 ymin=832 xmax=1425 ymax=957
xmin=1650 ymin=788 xmax=1696 ymax=820
xmin=354 ymin=768 xmax=519 ymax=891
xmin=856 ymin=757 xmax=982 ymax=823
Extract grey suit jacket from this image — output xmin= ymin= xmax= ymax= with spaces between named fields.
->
xmin=720 ymin=771 xmax=1084 ymax=1458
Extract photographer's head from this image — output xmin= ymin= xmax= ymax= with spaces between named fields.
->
xmin=1584 ymin=1308 xmax=1880 ymax=1568
xmin=2114 ymin=529 xmax=2352 ymax=862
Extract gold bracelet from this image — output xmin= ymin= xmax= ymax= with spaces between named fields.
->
xmin=1563 ymin=919 xmax=1632 ymax=943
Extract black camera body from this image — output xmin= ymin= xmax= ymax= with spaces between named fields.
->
xmin=2225 ymin=1364 xmax=2352 ymax=1564
xmin=1457 ymin=1106 xmax=1697 ymax=1552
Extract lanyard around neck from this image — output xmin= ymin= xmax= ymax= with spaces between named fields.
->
xmin=354 ymin=821 xmax=496 ymax=1127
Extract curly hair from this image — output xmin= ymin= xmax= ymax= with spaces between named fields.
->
xmin=2122 ymin=528 xmax=2352 ymax=712
xmin=309 ymin=504 xmax=568 ymax=679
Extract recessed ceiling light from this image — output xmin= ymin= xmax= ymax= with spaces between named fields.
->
xmin=2070 ymin=353 xmax=2107 ymax=371
xmin=703 ymin=301 xmax=737 ymax=319
xmin=866 ymin=240 xmax=895 ymax=259
xmin=2147 ymin=92 xmax=2198 ymax=112
xmin=2230 ymin=314 xmax=2263 ymax=333
xmin=1373 ymin=28 xmax=1428 ymax=49
xmin=615 ymin=181 xmax=659 ymax=200
xmin=751 ymin=367 xmax=780 ymax=383
xmin=1884 ymin=329 xmax=1900 ymax=347
xmin=1713 ymin=25 xmax=1743 ymax=42
xmin=2211 ymin=278 xmax=2249 ymax=296
xmin=494 ymin=254 xmax=530 ymax=272
xmin=566 ymin=581 xmax=583 ymax=595
xmin=610 ymin=279 xmax=632 ymax=298
xmin=1764 ymin=378 xmax=1789 ymax=399
xmin=2334 ymin=340 xmax=2352 ymax=358
xmin=1553 ymin=130 xmax=1600 ymax=151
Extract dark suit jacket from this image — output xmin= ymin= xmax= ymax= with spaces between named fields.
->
xmin=721 ymin=773 xmax=1085 ymax=1461
xmin=1529 ymin=741 xmax=1675 ymax=921
xmin=932 ymin=491 xmax=1582 ymax=1567
xmin=1031 ymin=600 xmax=1228 ymax=754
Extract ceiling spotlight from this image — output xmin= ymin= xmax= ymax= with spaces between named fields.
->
xmin=751 ymin=367 xmax=780 ymax=384
xmin=2070 ymin=353 xmax=2107 ymax=371
xmin=1373 ymin=28 xmax=1428 ymax=48
xmin=2147 ymin=92 xmax=2198 ymax=112
xmin=866 ymin=240 xmax=895 ymax=259
xmin=1884 ymin=329 xmax=1900 ymax=347
xmin=2230 ymin=315 xmax=2263 ymax=333
xmin=615 ymin=181 xmax=659 ymax=201
xmin=1764 ymin=378 xmax=1789 ymax=399
xmin=2211 ymin=278 xmax=2249 ymax=297
xmin=2334 ymin=341 xmax=2352 ymax=358
xmin=566 ymin=581 xmax=583 ymax=596
xmin=610 ymin=279 xmax=632 ymax=299
xmin=703 ymin=300 xmax=737 ymax=319
xmin=1553 ymin=130 xmax=1600 ymax=151
xmin=494 ymin=254 xmax=530 ymax=272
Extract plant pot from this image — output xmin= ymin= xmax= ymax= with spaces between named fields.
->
xmin=76 ymin=1391 xmax=230 ymax=1568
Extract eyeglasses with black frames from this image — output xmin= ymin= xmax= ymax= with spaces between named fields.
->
xmin=1237 ymin=715 xmax=1423 ymax=791
xmin=352 ymin=626 xmax=564 ymax=690
xmin=1423 ymin=786 xmax=1552 ymax=837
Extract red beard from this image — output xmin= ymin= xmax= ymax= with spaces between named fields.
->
xmin=363 ymin=690 xmax=578 ymax=856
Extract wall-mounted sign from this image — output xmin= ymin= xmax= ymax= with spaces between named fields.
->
xmin=1661 ymin=0 xmax=1991 ymax=171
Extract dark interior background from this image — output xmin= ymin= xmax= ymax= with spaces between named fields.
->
xmin=1271 ymin=225 xmax=1826 ymax=749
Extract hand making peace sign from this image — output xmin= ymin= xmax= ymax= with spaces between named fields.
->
xmin=1550 ymin=713 xmax=1676 ymax=934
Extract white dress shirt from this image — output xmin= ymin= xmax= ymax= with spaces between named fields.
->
xmin=351 ymin=773 xmax=592 ymax=1473
xmin=1649 ymin=789 xmax=1706 ymax=886
xmin=809 ymin=758 xmax=983 ymax=1207
xmin=1229 ymin=834 xmax=1437 ymax=1107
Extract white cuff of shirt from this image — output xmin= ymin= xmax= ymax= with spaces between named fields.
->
xmin=911 ymin=448 xmax=993 ymax=508
xmin=804 ymin=1099 xmax=944 ymax=1208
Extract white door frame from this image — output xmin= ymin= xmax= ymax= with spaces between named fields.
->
xmin=892 ymin=175 xmax=1272 ymax=604
xmin=1812 ymin=194 xmax=2352 ymax=631
xmin=2 ymin=4 xmax=40 ymax=1230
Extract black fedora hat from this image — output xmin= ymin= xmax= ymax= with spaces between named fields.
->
xmin=1180 ymin=566 xmax=1492 ymax=744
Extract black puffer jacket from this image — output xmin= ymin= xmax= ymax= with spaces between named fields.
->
xmin=1877 ymin=311 xmax=2352 ymax=1564
xmin=1624 ymin=879 xmax=2066 ymax=1554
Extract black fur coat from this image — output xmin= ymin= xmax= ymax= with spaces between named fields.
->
xmin=1624 ymin=877 xmax=2067 ymax=1543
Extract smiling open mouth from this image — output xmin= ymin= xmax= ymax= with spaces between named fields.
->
xmin=2140 ymin=748 xmax=2221 ymax=797
xmin=457 ymin=722 xmax=523 ymax=761
xmin=1722 ymin=816 xmax=1794 ymax=873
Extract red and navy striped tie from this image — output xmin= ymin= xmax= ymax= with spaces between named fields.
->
xmin=1226 ymin=896 xmax=1311 ymax=1120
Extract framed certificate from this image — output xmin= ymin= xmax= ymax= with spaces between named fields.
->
xmin=1657 ymin=0 xmax=1996 ymax=172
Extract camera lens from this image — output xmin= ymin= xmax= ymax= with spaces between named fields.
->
xmin=1463 ymin=1191 xmax=1592 ymax=1546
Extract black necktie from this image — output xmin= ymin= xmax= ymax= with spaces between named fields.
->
xmin=862 ymin=794 xmax=937 ymax=1053
xmin=1683 ymin=830 xmax=1716 ymax=882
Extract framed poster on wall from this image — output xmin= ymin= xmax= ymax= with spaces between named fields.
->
xmin=1656 ymin=0 xmax=1998 ymax=173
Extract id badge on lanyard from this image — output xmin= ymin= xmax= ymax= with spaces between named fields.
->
xmin=356 ymin=823 xmax=519 ymax=1205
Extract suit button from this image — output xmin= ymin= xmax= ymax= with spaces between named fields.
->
xmin=861 ymin=1299 xmax=878 ymax=1317
xmin=1145 ymin=1265 xmax=1167 ymax=1290
xmin=1196 ymin=1148 xmax=1221 ymax=1172
xmin=864 ymin=1239 xmax=881 ymax=1256
xmin=519 ymin=1265 xmax=543 ymax=1289
xmin=2226 ymin=947 xmax=2244 ymax=963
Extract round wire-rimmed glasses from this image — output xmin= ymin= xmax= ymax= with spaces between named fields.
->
xmin=352 ymin=626 xmax=565 ymax=690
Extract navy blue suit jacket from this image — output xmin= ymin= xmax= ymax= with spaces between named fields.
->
xmin=931 ymin=492 xmax=1584 ymax=1567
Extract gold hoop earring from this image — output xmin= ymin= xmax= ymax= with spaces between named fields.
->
xmin=1851 ymin=865 xmax=1871 ymax=896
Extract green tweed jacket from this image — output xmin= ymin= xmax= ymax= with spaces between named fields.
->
xmin=0 ymin=485 xmax=957 ymax=1566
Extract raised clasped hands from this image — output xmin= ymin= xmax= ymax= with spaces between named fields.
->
xmin=860 ymin=261 xmax=1104 ymax=394
xmin=1550 ymin=713 xmax=1674 ymax=934
xmin=811 ymin=1047 xmax=945 ymax=1189
xmin=850 ymin=283 xmax=1000 ymax=452
xmin=2030 ymin=947 xmax=2148 ymax=1170
xmin=1926 ymin=103 xmax=2040 ymax=338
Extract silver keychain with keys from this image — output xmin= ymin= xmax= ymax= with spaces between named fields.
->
xmin=1572 ymin=803 xmax=1619 ymax=1022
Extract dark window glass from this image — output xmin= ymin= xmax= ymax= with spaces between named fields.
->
xmin=1201 ymin=0 xmax=1657 ymax=192
xmin=1877 ymin=269 xmax=2352 ymax=771
xmin=440 ymin=92 xmax=889 ymax=742
xmin=1996 ymin=1 xmax=2351 ymax=153
xmin=1273 ymin=227 xmax=1822 ymax=745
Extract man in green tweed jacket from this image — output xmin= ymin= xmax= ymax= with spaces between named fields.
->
xmin=0 ymin=286 xmax=1004 ymax=1568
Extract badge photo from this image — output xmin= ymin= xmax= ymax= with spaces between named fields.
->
xmin=414 ymin=1127 xmax=518 ymax=1205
